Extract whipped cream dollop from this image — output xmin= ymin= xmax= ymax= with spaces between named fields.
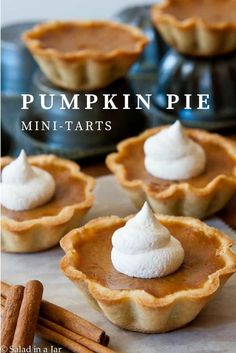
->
xmin=111 ymin=202 xmax=184 ymax=279
xmin=144 ymin=121 xmax=206 ymax=180
xmin=1 ymin=150 xmax=55 ymax=211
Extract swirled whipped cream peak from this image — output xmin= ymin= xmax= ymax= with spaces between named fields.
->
xmin=111 ymin=202 xmax=184 ymax=279
xmin=144 ymin=121 xmax=206 ymax=180
xmin=1 ymin=150 xmax=55 ymax=211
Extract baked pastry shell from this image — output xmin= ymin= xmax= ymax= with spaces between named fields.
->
xmin=1 ymin=155 xmax=95 ymax=253
xmin=23 ymin=20 xmax=148 ymax=91
xmin=60 ymin=215 xmax=236 ymax=333
xmin=151 ymin=0 xmax=236 ymax=57
xmin=106 ymin=127 xmax=236 ymax=219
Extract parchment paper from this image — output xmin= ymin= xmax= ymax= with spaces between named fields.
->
xmin=2 ymin=176 xmax=236 ymax=353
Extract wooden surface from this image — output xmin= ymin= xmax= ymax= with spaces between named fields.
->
xmin=81 ymin=136 xmax=236 ymax=230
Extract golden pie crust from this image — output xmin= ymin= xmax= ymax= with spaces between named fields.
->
xmin=1 ymin=155 xmax=95 ymax=253
xmin=60 ymin=214 xmax=236 ymax=333
xmin=151 ymin=0 xmax=236 ymax=56
xmin=106 ymin=127 xmax=236 ymax=219
xmin=23 ymin=21 xmax=148 ymax=91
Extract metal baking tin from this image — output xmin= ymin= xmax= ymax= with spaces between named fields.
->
xmin=1 ymin=21 xmax=39 ymax=95
xmin=116 ymin=5 xmax=236 ymax=130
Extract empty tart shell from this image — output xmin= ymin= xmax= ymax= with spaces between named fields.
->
xmin=151 ymin=0 xmax=236 ymax=56
xmin=23 ymin=20 xmax=148 ymax=91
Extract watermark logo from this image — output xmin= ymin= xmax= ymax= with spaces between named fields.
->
xmin=1 ymin=346 xmax=62 ymax=353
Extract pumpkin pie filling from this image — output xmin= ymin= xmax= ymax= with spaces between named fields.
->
xmin=118 ymin=135 xmax=235 ymax=192
xmin=75 ymin=219 xmax=224 ymax=298
xmin=163 ymin=0 xmax=236 ymax=24
xmin=37 ymin=23 xmax=139 ymax=53
xmin=1 ymin=163 xmax=86 ymax=221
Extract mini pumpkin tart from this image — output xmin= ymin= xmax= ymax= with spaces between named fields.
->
xmin=106 ymin=122 xmax=236 ymax=219
xmin=60 ymin=204 xmax=236 ymax=333
xmin=22 ymin=20 xmax=148 ymax=91
xmin=1 ymin=151 xmax=95 ymax=253
xmin=151 ymin=0 xmax=236 ymax=57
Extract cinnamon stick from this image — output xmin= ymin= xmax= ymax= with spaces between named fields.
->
xmin=38 ymin=317 xmax=115 ymax=353
xmin=12 ymin=280 xmax=43 ymax=348
xmin=0 ymin=295 xmax=116 ymax=353
xmin=40 ymin=300 xmax=107 ymax=344
xmin=1 ymin=281 xmax=107 ymax=345
xmin=1 ymin=285 xmax=24 ymax=347
xmin=1 ymin=281 xmax=10 ymax=297
xmin=37 ymin=324 xmax=93 ymax=353
xmin=1 ymin=294 xmax=6 ymax=307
